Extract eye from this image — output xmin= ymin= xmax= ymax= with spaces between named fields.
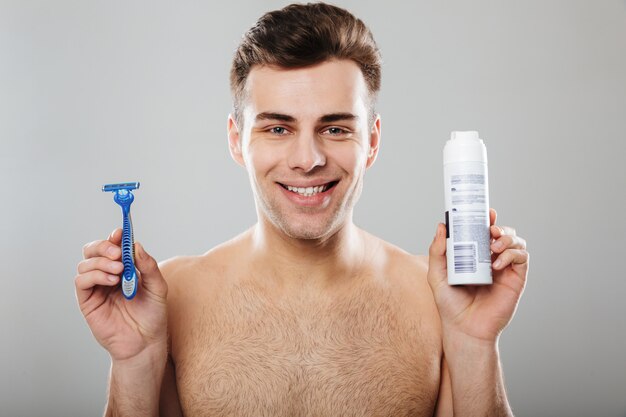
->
xmin=269 ymin=126 xmax=289 ymax=135
xmin=323 ymin=127 xmax=350 ymax=136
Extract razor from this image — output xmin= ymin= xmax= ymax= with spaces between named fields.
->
xmin=102 ymin=182 xmax=140 ymax=300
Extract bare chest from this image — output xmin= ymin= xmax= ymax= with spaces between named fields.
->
xmin=172 ymin=283 xmax=441 ymax=417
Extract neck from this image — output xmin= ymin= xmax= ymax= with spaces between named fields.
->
xmin=249 ymin=217 xmax=367 ymax=290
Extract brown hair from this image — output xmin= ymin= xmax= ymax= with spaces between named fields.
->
xmin=230 ymin=2 xmax=382 ymax=127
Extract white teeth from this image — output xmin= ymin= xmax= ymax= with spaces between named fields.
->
xmin=284 ymin=183 xmax=331 ymax=197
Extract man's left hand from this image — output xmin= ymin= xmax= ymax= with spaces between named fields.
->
xmin=427 ymin=208 xmax=529 ymax=343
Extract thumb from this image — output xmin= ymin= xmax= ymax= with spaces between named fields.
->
xmin=427 ymin=223 xmax=448 ymax=290
xmin=134 ymin=242 xmax=168 ymax=299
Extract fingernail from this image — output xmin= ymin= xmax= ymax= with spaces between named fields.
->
xmin=493 ymin=241 xmax=504 ymax=250
xmin=107 ymin=246 xmax=117 ymax=257
xmin=108 ymin=275 xmax=118 ymax=282
xmin=493 ymin=259 xmax=502 ymax=268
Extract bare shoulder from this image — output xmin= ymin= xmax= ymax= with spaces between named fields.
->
xmin=158 ymin=229 xmax=252 ymax=302
xmin=158 ymin=255 xmax=198 ymax=284
xmin=363 ymin=230 xmax=439 ymax=310
xmin=362 ymin=229 xmax=429 ymax=282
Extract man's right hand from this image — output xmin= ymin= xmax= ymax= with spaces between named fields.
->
xmin=75 ymin=228 xmax=168 ymax=362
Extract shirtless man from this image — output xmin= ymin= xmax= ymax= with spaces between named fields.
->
xmin=75 ymin=3 xmax=529 ymax=416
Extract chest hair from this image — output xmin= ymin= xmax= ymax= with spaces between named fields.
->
xmin=174 ymin=280 xmax=440 ymax=417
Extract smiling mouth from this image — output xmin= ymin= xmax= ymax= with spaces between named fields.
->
xmin=278 ymin=181 xmax=339 ymax=197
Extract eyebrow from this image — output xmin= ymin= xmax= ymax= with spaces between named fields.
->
xmin=255 ymin=112 xmax=296 ymax=123
xmin=320 ymin=112 xmax=358 ymax=123
xmin=254 ymin=112 xmax=358 ymax=123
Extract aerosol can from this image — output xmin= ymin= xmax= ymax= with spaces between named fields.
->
xmin=443 ymin=131 xmax=492 ymax=285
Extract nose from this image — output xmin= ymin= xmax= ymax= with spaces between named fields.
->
xmin=287 ymin=133 xmax=326 ymax=173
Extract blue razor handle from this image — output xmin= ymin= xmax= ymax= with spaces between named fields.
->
xmin=102 ymin=182 xmax=140 ymax=300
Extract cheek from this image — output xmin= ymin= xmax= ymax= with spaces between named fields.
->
xmin=246 ymin=142 xmax=282 ymax=175
xmin=329 ymin=142 xmax=367 ymax=175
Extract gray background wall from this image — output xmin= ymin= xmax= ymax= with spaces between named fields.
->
xmin=1 ymin=1 xmax=625 ymax=416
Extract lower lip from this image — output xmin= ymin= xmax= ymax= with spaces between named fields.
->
xmin=278 ymin=183 xmax=336 ymax=207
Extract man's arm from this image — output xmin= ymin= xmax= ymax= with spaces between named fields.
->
xmin=104 ymin=317 xmax=183 ymax=417
xmin=102 ymin=257 xmax=184 ymax=417
xmin=105 ymin=345 xmax=167 ymax=417
xmin=427 ymin=209 xmax=529 ymax=416
xmin=75 ymin=232 xmax=170 ymax=417
xmin=435 ymin=336 xmax=513 ymax=417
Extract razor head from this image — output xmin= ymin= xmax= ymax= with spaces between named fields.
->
xmin=102 ymin=182 xmax=140 ymax=193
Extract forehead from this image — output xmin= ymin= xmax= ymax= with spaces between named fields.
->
xmin=243 ymin=60 xmax=369 ymax=119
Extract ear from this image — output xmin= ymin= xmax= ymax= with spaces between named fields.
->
xmin=227 ymin=114 xmax=245 ymax=167
xmin=365 ymin=114 xmax=381 ymax=169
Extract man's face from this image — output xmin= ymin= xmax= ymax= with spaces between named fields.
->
xmin=228 ymin=59 xmax=380 ymax=240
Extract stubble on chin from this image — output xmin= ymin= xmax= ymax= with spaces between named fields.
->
xmin=258 ymin=191 xmax=344 ymax=241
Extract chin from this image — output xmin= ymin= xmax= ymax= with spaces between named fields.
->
xmin=270 ymin=212 xmax=344 ymax=241
xmin=279 ymin=221 xmax=334 ymax=241
xmin=285 ymin=227 xmax=331 ymax=240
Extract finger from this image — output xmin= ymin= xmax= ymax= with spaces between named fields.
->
xmin=490 ymin=224 xmax=517 ymax=239
xmin=75 ymin=270 xmax=119 ymax=304
xmin=134 ymin=242 xmax=168 ymax=298
xmin=490 ymin=208 xmax=497 ymax=226
xmin=490 ymin=234 xmax=527 ymax=253
xmin=493 ymin=248 xmax=530 ymax=270
xmin=82 ymin=239 xmax=122 ymax=260
xmin=108 ymin=228 xmax=122 ymax=245
xmin=427 ymin=223 xmax=448 ymax=289
xmin=77 ymin=257 xmax=124 ymax=275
